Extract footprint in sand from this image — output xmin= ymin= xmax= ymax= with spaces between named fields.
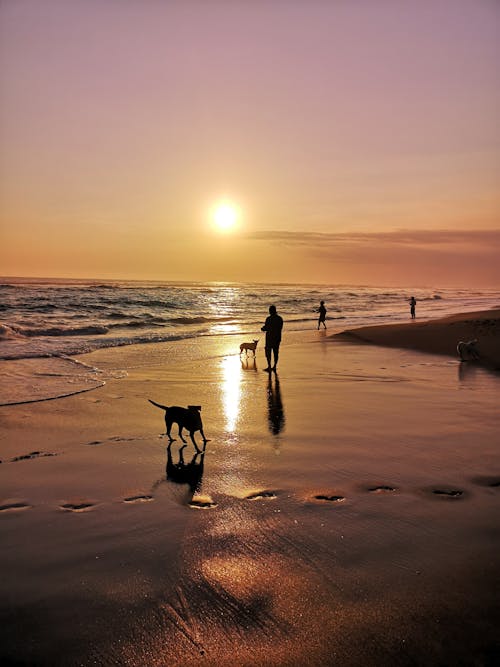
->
xmin=86 ymin=436 xmax=143 ymax=446
xmin=189 ymin=499 xmax=217 ymax=509
xmin=109 ymin=436 xmax=142 ymax=443
xmin=10 ymin=451 xmax=57 ymax=462
xmin=471 ymin=476 xmax=500 ymax=489
xmin=60 ymin=502 xmax=96 ymax=512
xmin=245 ymin=490 xmax=277 ymax=501
xmin=431 ymin=488 xmax=464 ymax=499
xmin=314 ymin=494 xmax=345 ymax=503
xmin=368 ymin=485 xmax=397 ymax=494
xmin=0 ymin=502 xmax=32 ymax=512
xmin=123 ymin=495 xmax=154 ymax=503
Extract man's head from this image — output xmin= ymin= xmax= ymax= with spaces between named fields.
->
xmin=269 ymin=305 xmax=277 ymax=315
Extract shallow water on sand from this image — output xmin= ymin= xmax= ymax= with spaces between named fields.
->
xmin=2 ymin=278 xmax=500 ymax=405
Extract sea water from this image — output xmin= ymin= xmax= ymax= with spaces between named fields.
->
xmin=1 ymin=278 xmax=499 ymax=405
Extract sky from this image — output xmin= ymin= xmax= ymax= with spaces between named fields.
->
xmin=0 ymin=0 xmax=499 ymax=286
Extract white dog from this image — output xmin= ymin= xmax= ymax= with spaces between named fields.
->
xmin=457 ymin=339 xmax=480 ymax=361
xmin=239 ymin=339 xmax=259 ymax=356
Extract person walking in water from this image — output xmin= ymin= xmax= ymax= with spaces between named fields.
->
xmin=261 ymin=305 xmax=283 ymax=372
xmin=316 ymin=300 xmax=327 ymax=329
xmin=409 ymin=296 xmax=416 ymax=319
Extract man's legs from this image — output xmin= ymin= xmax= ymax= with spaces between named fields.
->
xmin=264 ymin=346 xmax=272 ymax=371
xmin=272 ymin=344 xmax=279 ymax=371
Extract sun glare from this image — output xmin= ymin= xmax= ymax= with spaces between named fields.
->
xmin=212 ymin=202 xmax=239 ymax=232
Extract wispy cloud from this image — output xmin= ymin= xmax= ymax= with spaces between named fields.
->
xmin=246 ymin=229 xmax=500 ymax=249
xmin=240 ymin=228 xmax=500 ymax=286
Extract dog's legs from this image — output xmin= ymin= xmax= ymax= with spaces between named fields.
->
xmin=165 ymin=419 xmax=175 ymax=442
xmin=178 ymin=426 xmax=187 ymax=443
xmin=178 ymin=445 xmax=187 ymax=465
xmin=189 ymin=432 xmax=201 ymax=452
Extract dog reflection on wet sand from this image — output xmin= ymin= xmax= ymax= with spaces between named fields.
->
xmin=152 ymin=443 xmax=206 ymax=506
xmin=241 ymin=356 xmax=258 ymax=371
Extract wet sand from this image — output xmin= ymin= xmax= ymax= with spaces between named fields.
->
xmin=1 ymin=320 xmax=499 ymax=666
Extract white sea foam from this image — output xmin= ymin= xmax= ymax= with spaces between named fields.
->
xmin=0 ymin=357 xmax=111 ymax=406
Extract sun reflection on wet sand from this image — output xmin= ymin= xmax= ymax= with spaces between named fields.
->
xmin=221 ymin=355 xmax=242 ymax=432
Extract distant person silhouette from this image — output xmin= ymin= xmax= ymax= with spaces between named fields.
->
xmin=261 ymin=305 xmax=283 ymax=372
xmin=409 ymin=296 xmax=416 ymax=319
xmin=316 ymin=300 xmax=327 ymax=329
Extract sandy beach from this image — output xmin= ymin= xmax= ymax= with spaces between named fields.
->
xmin=335 ymin=309 xmax=500 ymax=370
xmin=1 ymin=312 xmax=499 ymax=666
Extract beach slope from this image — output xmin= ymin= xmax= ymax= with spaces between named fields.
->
xmin=334 ymin=309 xmax=500 ymax=369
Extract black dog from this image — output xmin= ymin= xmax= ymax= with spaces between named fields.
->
xmin=148 ymin=399 xmax=207 ymax=450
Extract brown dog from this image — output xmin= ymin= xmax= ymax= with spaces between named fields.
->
xmin=148 ymin=400 xmax=207 ymax=450
xmin=239 ymin=339 xmax=259 ymax=356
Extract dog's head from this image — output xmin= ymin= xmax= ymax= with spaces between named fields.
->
xmin=187 ymin=405 xmax=202 ymax=413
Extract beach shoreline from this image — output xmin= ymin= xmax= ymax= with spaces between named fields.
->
xmin=1 ymin=313 xmax=499 ymax=665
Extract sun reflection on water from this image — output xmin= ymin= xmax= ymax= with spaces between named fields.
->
xmin=209 ymin=323 xmax=241 ymax=335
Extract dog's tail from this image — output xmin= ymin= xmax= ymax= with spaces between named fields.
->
xmin=148 ymin=399 xmax=168 ymax=411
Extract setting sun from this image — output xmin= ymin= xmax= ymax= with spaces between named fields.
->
xmin=213 ymin=202 xmax=240 ymax=232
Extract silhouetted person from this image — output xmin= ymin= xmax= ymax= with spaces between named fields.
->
xmin=316 ymin=300 xmax=327 ymax=329
xmin=267 ymin=373 xmax=285 ymax=435
xmin=409 ymin=296 xmax=416 ymax=319
xmin=261 ymin=304 xmax=283 ymax=372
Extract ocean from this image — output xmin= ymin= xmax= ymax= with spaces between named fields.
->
xmin=1 ymin=278 xmax=499 ymax=406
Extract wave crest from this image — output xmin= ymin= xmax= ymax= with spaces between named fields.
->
xmin=9 ymin=324 xmax=109 ymax=337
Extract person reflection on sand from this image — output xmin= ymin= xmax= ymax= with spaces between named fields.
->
xmin=267 ymin=373 xmax=285 ymax=435
xmin=152 ymin=442 xmax=206 ymax=506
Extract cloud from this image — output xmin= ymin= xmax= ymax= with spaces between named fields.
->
xmin=241 ymin=228 xmax=500 ymax=286
xmin=246 ymin=228 xmax=500 ymax=249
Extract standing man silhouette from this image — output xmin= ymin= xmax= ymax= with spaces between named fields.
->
xmin=317 ymin=300 xmax=327 ymax=329
xmin=409 ymin=296 xmax=416 ymax=319
xmin=261 ymin=305 xmax=283 ymax=372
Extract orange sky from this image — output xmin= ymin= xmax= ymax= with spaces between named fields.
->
xmin=1 ymin=1 xmax=499 ymax=287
